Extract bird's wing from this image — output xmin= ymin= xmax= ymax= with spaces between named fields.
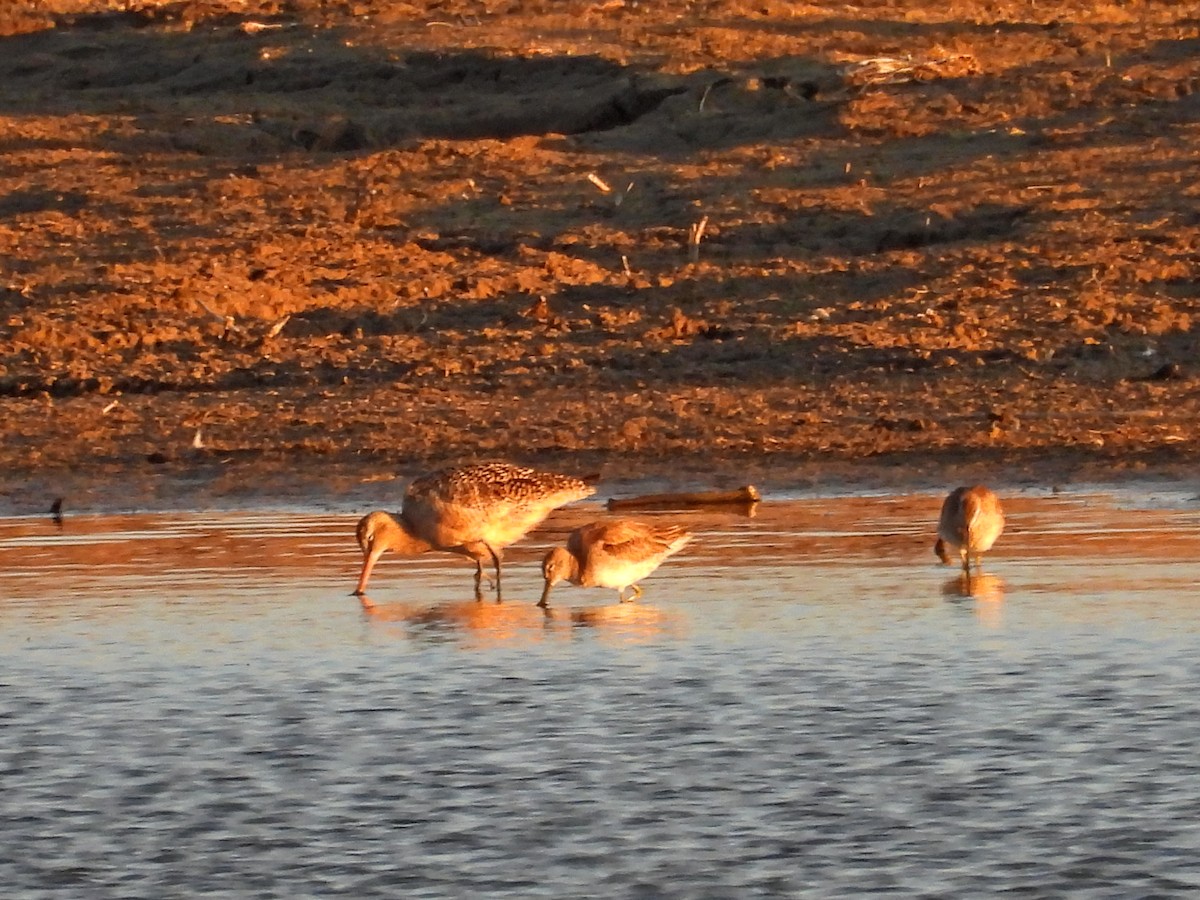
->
xmin=584 ymin=520 xmax=691 ymax=558
xmin=410 ymin=463 xmax=589 ymax=511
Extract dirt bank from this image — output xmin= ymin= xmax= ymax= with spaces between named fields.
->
xmin=1 ymin=1 xmax=1198 ymax=512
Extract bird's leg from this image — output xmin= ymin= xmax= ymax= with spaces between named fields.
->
xmin=617 ymin=584 xmax=643 ymax=603
xmin=464 ymin=543 xmax=501 ymax=599
xmin=485 ymin=543 xmax=503 ymax=602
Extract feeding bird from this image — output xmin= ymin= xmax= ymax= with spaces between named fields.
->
xmin=540 ymin=518 xmax=693 ymax=607
xmin=355 ymin=462 xmax=594 ymax=598
xmin=935 ymin=485 xmax=1005 ymax=575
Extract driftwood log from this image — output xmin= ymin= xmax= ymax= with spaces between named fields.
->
xmin=606 ymin=485 xmax=761 ymax=511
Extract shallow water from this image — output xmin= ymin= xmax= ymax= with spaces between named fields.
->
xmin=3 ymin=489 xmax=1200 ymax=898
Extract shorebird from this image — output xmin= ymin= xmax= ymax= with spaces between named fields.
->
xmin=539 ymin=519 xmax=693 ymax=607
xmin=934 ymin=485 xmax=1005 ymax=575
xmin=355 ymin=462 xmax=594 ymax=598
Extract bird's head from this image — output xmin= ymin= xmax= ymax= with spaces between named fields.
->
xmin=538 ymin=546 xmax=578 ymax=607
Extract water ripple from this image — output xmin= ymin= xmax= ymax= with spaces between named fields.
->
xmin=3 ymin=495 xmax=1200 ymax=896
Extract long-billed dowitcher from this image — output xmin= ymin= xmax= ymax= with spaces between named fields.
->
xmin=539 ymin=519 xmax=693 ymax=607
xmin=355 ymin=462 xmax=594 ymax=597
xmin=934 ymin=485 xmax=1005 ymax=575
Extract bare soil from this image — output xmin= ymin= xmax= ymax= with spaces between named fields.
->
xmin=2 ymin=1 xmax=1199 ymax=512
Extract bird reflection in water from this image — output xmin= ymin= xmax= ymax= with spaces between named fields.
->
xmin=356 ymin=594 xmax=676 ymax=646
xmin=565 ymin=599 xmax=676 ymax=641
xmin=942 ymin=573 xmax=1006 ymax=627
xmin=357 ymin=594 xmax=550 ymax=646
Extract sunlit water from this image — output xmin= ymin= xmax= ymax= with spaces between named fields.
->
xmin=3 ymin=489 xmax=1200 ymax=897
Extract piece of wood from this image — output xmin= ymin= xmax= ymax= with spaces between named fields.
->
xmin=606 ymin=485 xmax=761 ymax=511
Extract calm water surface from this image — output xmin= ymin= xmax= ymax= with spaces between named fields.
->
xmin=2 ymin=489 xmax=1200 ymax=898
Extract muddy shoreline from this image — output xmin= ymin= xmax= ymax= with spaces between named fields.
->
xmin=4 ymin=444 xmax=1197 ymax=518
xmin=2 ymin=2 xmax=1199 ymax=515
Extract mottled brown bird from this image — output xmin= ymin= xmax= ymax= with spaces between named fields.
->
xmin=355 ymin=462 xmax=594 ymax=597
xmin=935 ymin=485 xmax=1005 ymax=575
xmin=540 ymin=519 xmax=693 ymax=607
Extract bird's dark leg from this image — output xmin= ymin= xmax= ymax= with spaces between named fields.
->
xmin=474 ymin=558 xmax=485 ymax=602
xmin=485 ymin=543 xmax=503 ymax=602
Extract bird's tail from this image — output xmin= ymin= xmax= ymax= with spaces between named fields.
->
xmin=663 ymin=528 xmax=694 ymax=556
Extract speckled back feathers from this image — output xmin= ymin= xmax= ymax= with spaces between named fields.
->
xmin=406 ymin=462 xmax=594 ymax=511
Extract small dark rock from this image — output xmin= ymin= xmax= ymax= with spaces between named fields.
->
xmin=1146 ymin=362 xmax=1183 ymax=381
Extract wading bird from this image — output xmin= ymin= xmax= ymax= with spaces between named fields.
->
xmin=355 ymin=462 xmax=594 ymax=598
xmin=540 ymin=519 xmax=693 ymax=607
xmin=935 ymin=485 xmax=1005 ymax=575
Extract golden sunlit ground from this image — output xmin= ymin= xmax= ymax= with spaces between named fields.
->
xmin=2 ymin=1 xmax=1198 ymax=509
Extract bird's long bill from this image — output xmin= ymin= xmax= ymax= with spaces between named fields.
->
xmin=537 ymin=581 xmax=553 ymax=608
xmin=355 ymin=546 xmax=385 ymax=595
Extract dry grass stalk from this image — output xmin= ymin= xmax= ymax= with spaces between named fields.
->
xmin=240 ymin=22 xmax=291 ymax=34
xmin=266 ymin=315 xmax=290 ymax=339
xmin=842 ymin=50 xmax=979 ymax=87
xmin=688 ymin=216 xmax=709 ymax=262
xmin=196 ymin=297 xmax=240 ymax=335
